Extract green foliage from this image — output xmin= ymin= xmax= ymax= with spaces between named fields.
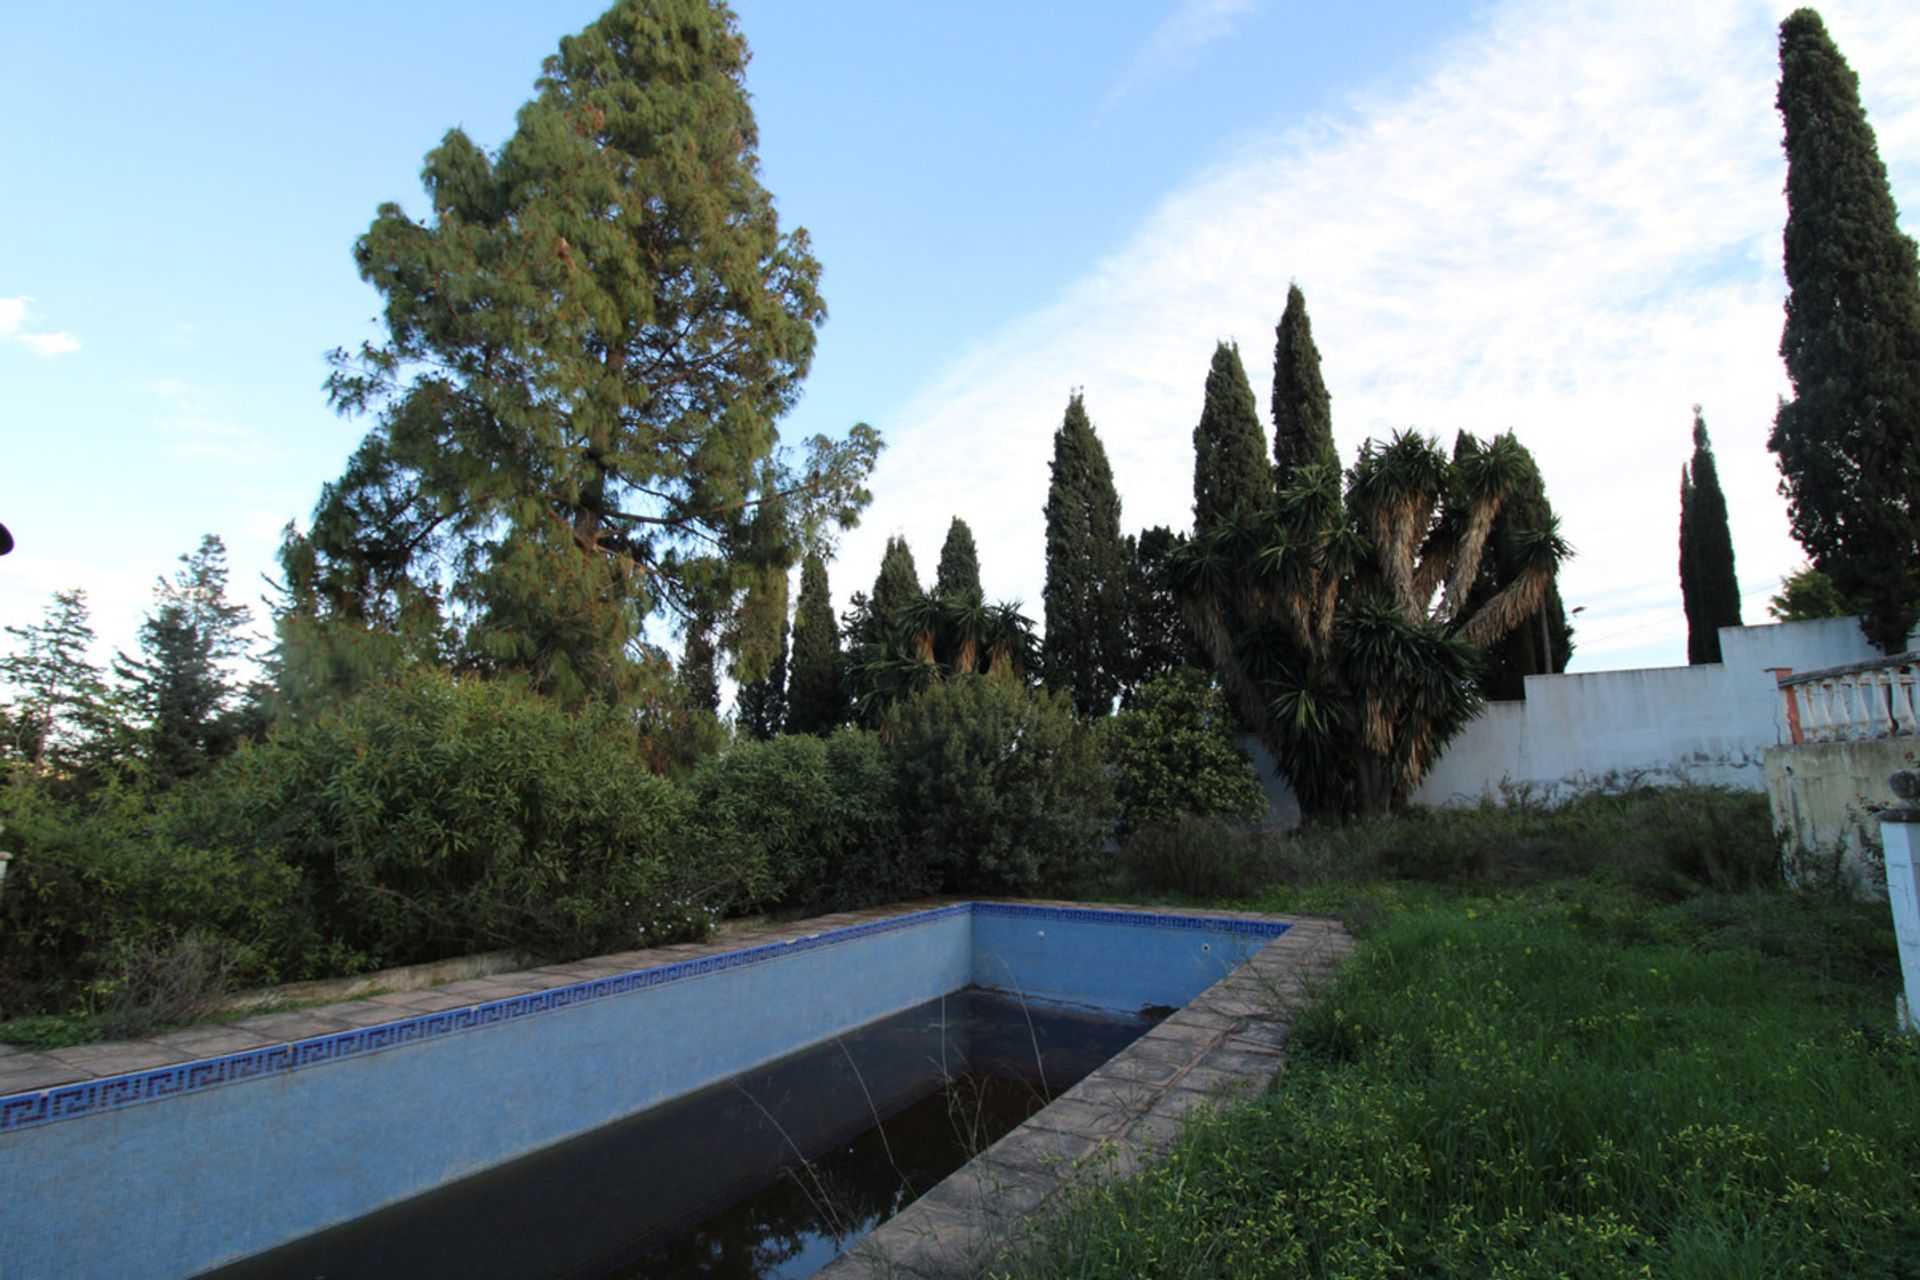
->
xmin=1175 ymin=293 xmax=1568 ymax=816
xmin=305 ymin=0 xmax=878 ymax=705
xmin=1467 ymin=450 xmax=1575 ymax=699
xmin=863 ymin=536 xmax=923 ymax=645
xmin=1043 ymin=393 xmax=1128 ymax=717
xmin=1112 ymin=786 xmax=1783 ymax=924
xmin=1103 ymin=667 xmax=1265 ymax=834
xmin=1769 ymin=563 xmax=1857 ymax=622
xmin=114 ymin=535 xmax=258 ymax=787
xmin=733 ymin=619 xmax=787 ymax=739
xmin=1 ymin=587 xmax=118 ymax=787
xmin=934 ymin=517 xmax=982 ymax=600
xmin=1010 ymin=885 xmax=1917 ymax=1279
xmin=678 ymin=608 xmax=721 ymax=714
xmin=190 ymin=669 xmax=725 ymax=966
xmin=1679 ymin=407 xmax=1743 ymax=665
xmin=1115 ymin=818 xmax=1277 ymax=901
xmin=690 ymin=729 xmax=909 ymax=913
xmin=0 ymin=777 xmax=322 ymax=1020
xmin=1271 ymin=282 xmax=1335 ymax=480
xmin=1192 ymin=342 xmax=1273 ymax=536
xmin=1118 ymin=526 xmax=1198 ymax=707
xmin=785 ymin=552 xmax=843 ymax=734
xmin=882 ymin=676 xmax=1113 ymax=896
xmin=1769 ymin=9 xmax=1920 ymax=654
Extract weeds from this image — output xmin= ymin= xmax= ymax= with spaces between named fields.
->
xmin=1003 ymin=796 xmax=1919 ymax=1279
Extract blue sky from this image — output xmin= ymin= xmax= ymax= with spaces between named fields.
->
xmin=4 ymin=0 xmax=1919 ymax=682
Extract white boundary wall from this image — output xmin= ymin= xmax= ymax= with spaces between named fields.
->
xmin=1411 ymin=618 xmax=1893 ymax=806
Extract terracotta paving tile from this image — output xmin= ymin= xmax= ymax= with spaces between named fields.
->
xmin=226 ymin=1011 xmax=353 ymax=1041
xmin=0 ymin=1058 xmax=88 ymax=1092
xmin=44 ymin=1042 xmax=192 ymax=1075
xmin=149 ymin=1026 xmax=278 ymax=1056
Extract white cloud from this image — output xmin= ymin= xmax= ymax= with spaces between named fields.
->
xmin=145 ymin=377 xmax=267 ymax=464
xmin=1106 ymin=0 xmax=1259 ymax=107
xmin=837 ymin=0 xmax=1920 ymax=673
xmin=0 ymin=295 xmax=81 ymax=356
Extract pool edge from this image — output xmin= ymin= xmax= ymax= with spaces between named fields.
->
xmin=815 ymin=909 xmax=1355 ymax=1280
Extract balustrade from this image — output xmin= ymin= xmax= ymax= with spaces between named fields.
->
xmin=1777 ymin=653 xmax=1920 ymax=744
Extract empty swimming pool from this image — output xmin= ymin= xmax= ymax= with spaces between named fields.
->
xmin=0 ymin=901 xmax=1298 ymax=1278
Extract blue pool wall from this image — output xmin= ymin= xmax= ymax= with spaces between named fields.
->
xmin=971 ymin=904 xmax=1268 ymax=1011
xmin=0 ymin=903 xmax=1284 ymax=1279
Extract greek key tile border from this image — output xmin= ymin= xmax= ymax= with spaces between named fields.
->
xmin=0 ymin=902 xmax=1286 ymax=1135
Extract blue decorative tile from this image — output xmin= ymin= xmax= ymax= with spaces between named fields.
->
xmin=0 ymin=900 xmax=1282 ymax=1136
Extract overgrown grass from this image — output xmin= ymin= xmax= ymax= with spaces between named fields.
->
xmin=1010 ymin=790 xmax=1919 ymax=1278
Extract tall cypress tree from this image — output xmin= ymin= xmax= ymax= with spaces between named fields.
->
xmin=785 ymin=553 xmax=842 ymax=734
xmin=863 ymin=536 xmax=922 ymax=645
xmin=1043 ymin=393 xmax=1127 ymax=716
xmin=1272 ymin=284 xmax=1336 ymax=482
xmin=1193 ymin=343 xmax=1274 ymax=537
xmin=1680 ymin=407 xmax=1743 ymax=665
xmin=1769 ymin=8 xmax=1920 ymax=653
xmin=1118 ymin=526 xmax=1198 ymax=706
xmin=734 ymin=620 xmax=786 ymax=738
xmin=934 ymin=517 xmax=982 ymax=600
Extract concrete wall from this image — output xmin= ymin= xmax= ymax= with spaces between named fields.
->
xmin=1765 ymin=738 xmax=1918 ymax=895
xmin=1412 ymin=617 xmax=1890 ymax=806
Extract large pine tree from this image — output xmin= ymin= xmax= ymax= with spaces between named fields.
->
xmin=1769 ymin=7 xmax=1920 ymax=654
xmin=301 ymin=0 xmax=878 ymax=706
xmin=1679 ymin=407 xmax=1743 ymax=665
xmin=1042 ymin=393 xmax=1127 ymax=716
xmin=785 ymin=552 xmax=842 ymax=734
xmin=1193 ymin=343 xmax=1275 ymax=536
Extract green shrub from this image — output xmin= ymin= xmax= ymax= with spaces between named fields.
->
xmin=1117 ymin=818 xmax=1275 ymax=900
xmin=0 ymin=778 xmax=320 ymax=1019
xmin=1102 ymin=667 xmax=1266 ymax=834
xmin=882 ymin=676 xmax=1114 ymax=896
xmin=690 ymin=728 xmax=910 ymax=914
xmin=192 ymin=670 xmax=725 ymax=967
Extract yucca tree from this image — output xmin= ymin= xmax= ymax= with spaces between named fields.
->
xmin=845 ymin=590 xmax=1035 ymax=723
xmin=1171 ymin=303 xmax=1566 ymax=817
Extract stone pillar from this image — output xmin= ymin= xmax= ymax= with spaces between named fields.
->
xmin=1878 ymin=769 xmax=1920 ymax=1032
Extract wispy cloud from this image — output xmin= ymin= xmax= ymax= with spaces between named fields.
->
xmin=838 ymin=0 xmax=1920 ymax=670
xmin=145 ymin=377 xmax=268 ymax=465
xmin=1105 ymin=0 xmax=1259 ymax=108
xmin=0 ymin=296 xmax=81 ymax=356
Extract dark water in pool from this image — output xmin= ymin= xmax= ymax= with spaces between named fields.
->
xmin=205 ymin=988 xmax=1157 ymax=1280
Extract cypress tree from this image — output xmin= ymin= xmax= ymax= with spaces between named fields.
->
xmin=1193 ymin=342 xmax=1274 ymax=536
xmin=785 ymin=553 xmax=842 ymax=734
xmin=1118 ymin=526 xmax=1198 ymax=706
xmin=734 ymin=620 xmax=786 ymax=739
xmin=1680 ymin=407 xmax=1743 ymax=665
xmin=1272 ymin=284 xmax=1336 ymax=482
xmin=1769 ymin=8 xmax=1920 ymax=653
xmin=934 ymin=517 xmax=982 ymax=599
xmin=864 ymin=536 xmax=922 ymax=645
xmin=1042 ymin=393 xmax=1127 ymax=716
